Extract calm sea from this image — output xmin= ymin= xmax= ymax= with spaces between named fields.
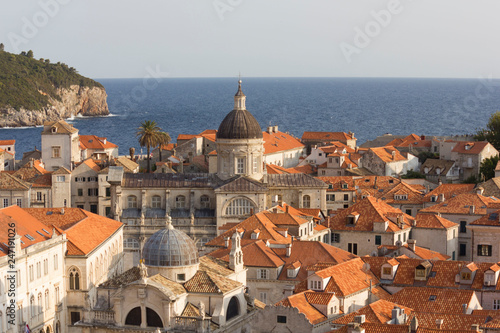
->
xmin=2 ymin=77 xmax=500 ymax=156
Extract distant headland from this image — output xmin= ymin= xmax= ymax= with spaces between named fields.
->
xmin=0 ymin=44 xmax=109 ymax=127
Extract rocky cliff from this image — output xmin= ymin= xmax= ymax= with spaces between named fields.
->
xmin=0 ymin=85 xmax=109 ymax=127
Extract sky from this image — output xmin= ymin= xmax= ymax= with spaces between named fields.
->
xmin=1 ymin=1 xmax=500 ymax=79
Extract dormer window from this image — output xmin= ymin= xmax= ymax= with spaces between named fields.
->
xmin=465 ymin=144 xmax=472 ymax=150
xmin=415 ymin=268 xmax=425 ymax=278
xmin=310 ymin=280 xmax=322 ymax=290
xmin=51 ymin=127 xmax=57 ymax=133
xmin=430 ymin=195 xmax=437 ymax=202
xmin=461 ymin=272 xmax=471 ymax=280
xmin=395 ymin=194 xmax=408 ymax=200
xmin=342 ymin=183 xmax=348 ymax=189
xmin=346 ymin=213 xmax=359 ymax=226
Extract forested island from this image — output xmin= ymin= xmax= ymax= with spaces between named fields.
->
xmin=0 ymin=44 xmax=109 ymax=127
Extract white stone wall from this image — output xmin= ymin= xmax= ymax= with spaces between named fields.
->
xmin=411 ymin=226 xmax=459 ymax=259
xmin=51 ymin=173 xmax=71 ymax=208
xmin=71 ymin=164 xmax=99 ymax=212
xmin=0 ymin=233 xmax=67 ymax=333
xmin=470 ymin=225 xmax=500 ymax=263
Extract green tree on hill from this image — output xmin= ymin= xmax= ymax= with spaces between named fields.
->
xmin=475 ymin=111 xmax=500 ymax=150
xmin=27 ymin=50 xmax=33 ymax=58
xmin=0 ymin=43 xmax=4 ymax=51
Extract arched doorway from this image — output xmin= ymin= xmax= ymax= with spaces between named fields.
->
xmin=125 ymin=307 xmax=141 ymax=326
xmin=226 ymin=296 xmax=240 ymax=321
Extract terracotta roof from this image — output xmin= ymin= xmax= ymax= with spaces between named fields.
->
xmin=327 ymin=196 xmax=413 ymax=232
xmin=368 ymin=146 xmax=408 ymax=163
xmin=423 ymin=184 xmax=475 ymax=202
xmin=80 ymin=159 xmax=101 ymax=172
xmin=115 ymin=156 xmax=139 ymax=173
xmin=413 ymin=312 xmax=494 ymax=331
xmin=263 ymin=211 xmax=309 ymax=226
xmin=159 ymin=143 xmax=176 ymax=151
xmin=420 ymin=193 xmax=499 ymax=215
xmin=52 ymin=167 xmax=71 ymax=175
xmin=301 ymin=131 xmax=355 ymax=141
xmin=288 ymin=164 xmax=316 ymax=174
xmin=332 ymin=299 xmax=413 ymax=325
xmin=420 ymin=159 xmax=455 ymax=176
xmin=276 ymin=291 xmax=328 ymax=325
xmin=0 ymin=206 xmax=53 ymax=256
xmin=199 ymin=256 xmax=233 ymax=277
xmin=402 ymin=244 xmax=450 ymax=261
xmin=478 ymin=177 xmax=500 ymax=198
xmin=0 ymin=172 xmax=30 ymax=190
xmin=334 ymin=323 xmax=410 ymax=333
xmin=310 ymin=258 xmax=379 ymax=297
xmin=414 ymin=213 xmax=457 ymax=229
xmin=42 ymin=120 xmax=78 ymax=134
xmin=0 ymin=140 xmax=15 ymax=145
xmin=79 ymin=135 xmax=117 ymax=150
xmin=378 ymin=182 xmax=425 ymax=205
xmin=317 ymin=176 xmax=400 ymax=192
xmin=209 ymin=240 xmax=285 ymax=268
xmin=387 ymin=287 xmax=476 ymax=314
xmin=24 ymin=208 xmax=123 ymax=256
xmin=183 ymin=270 xmax=242 ymax=294
xmin=470 ymin=209 xmax=500 ymax=226
xmin=263 ymin=130 xmax=304 ymax=155
xmin=452 ymin=141 xmax=491 ymax=154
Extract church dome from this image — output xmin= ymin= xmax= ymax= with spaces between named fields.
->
xmin=142 ymin=224 xmax=199 ymax=267
xmin=216 ymin=80 xmax=263 ymax=140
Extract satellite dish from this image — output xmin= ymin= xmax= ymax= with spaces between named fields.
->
xmin=362 ymin=262 xmax=371 ymax=273
xmin=371 ymin=251 xmax=378 ymax=257
xmin=396 ymin=240 xmax=402 ymax=247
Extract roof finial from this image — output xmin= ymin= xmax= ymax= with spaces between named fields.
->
xmin=166 ymin=214 xmax=174 ymax=230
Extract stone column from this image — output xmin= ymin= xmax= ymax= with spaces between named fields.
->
xmin=165 ymin=190 xmax=171 ymax=216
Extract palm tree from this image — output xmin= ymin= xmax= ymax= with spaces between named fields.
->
xmin=136 ymin=120 xmax=166 ymax=173
xmin=157 ymin=131 xmax=171 ymax=163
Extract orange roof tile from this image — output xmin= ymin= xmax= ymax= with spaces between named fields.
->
xmin=332 ymin=299 xmax=413 ymax=325
xmin=423 ymin=183 xmax=475 ymax=202
xmin=387 ymin=287 xmax=476 ymax=314
xmin=327 ymin=197 xmax=413 ymax=232
xmin=452 ymin=141 xmax=491 ymax=154
xmin=0 ymin=140 xmax=15 ymax=145
xmin=420 ymin=193 xmax=499 ymax=215
xmin=414 ymin=213 xmax=457 ymax=229
xmin=79 ymin=135 xmax=117 ymax=149
xmin=276 ymin=291 xmax=328 ymax=324
xmin=368 ymin=146 xmax=408 ymax=163
xmin=23 ymin=208 xmax=122 ymax=255
xmin=263 ymin=130 xmax=304 ymax=155
xmin=301 ymin=131 xmax=355 ymax=141
xmin=0 ymin=206 xmax=53 ymax=256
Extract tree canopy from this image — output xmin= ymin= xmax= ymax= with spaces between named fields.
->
xmin=136 ymin=120 xmax=170 ymax=173
xmin=0 ymin=47 xmax=102 ymax=110
xmin=480 ymin=155 xmax=500 ymax=182
xmin=475 ymin=111 xmax=500 ymax=150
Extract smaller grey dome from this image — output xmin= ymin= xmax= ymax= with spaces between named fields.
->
xmin=142 ymin=227 xmax=199 ymax=267
xmin=217 ymin=109 xmax=263 ymax=139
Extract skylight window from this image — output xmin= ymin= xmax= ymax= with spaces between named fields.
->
xmin=46 ymin=211 xmax=53 ymax=215
xmin=36 ymin=231 xmax=45 ymax=237
xmin=429 ymin=295 xmax=437 ymax=301
xmin=25 ymin=234 xmax=35 ymax=241
xmin=42 ymin=228 xmax=50 ymax=234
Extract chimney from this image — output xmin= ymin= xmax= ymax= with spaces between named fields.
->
xmin=61 ymin=208 xmax=65 ymax=215
xmin=408 ymin=239 xmax=416 ymax=251
xmin=410 ymin=317 xmax=419 ymax=333
xmin=439 ymin=193 xmax=445 ymax=202
xmin=347 ymin=323 xmax=365 ymax=333
xmin=462 ymin=304 xmax=468 ymax=314
xmin=267 ymin=126 xmax=273 ymax=134
xmin=470 ymin=205 xmax=475 ymax=215
xmin=286 ymin=244 xmax=292 ymax=257
xmin=103 ymin=138 xmax=107 ymax=145
xmin=392 ymin=151 xmax=396 ymax=160
xmin=435 ymin=319 xmax=443 ymax=329
xmin=224 ymin=237 xmax=230 ymax=248
xmin=274 ymin=125 xmax=278 ymax=133
xmin=29 ymin=158 xmax=34 ymax=168
xmin=438 ymin=176 xmax=442 ymax=186
xmin=392 ymin=307 xmax=404 ymax=324
xmin=286 ymin=205 xmax=289 ymax=214
xmin=471 ymin=324 xmax=480 ymax=331
xmin=477 ymin=187 xmax=484 ymax=195
xmin=354 ymin=315 xmax=365 ymax=324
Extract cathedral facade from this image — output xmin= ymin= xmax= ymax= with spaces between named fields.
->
xmin=108 ymin=81 xmax=327 ymax=268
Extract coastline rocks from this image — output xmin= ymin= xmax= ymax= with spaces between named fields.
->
xmin=0 ymin=85 xmax=109 ymax=127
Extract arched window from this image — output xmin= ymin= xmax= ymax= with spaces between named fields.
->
xmin=30 ymin=296 xmax=35 ymax=318
xmin=56 ymin=322 xmax=60 ymax=333
xmin=45 ymin=289 xmax=50 ymax=309
xmin=146 ymin=308 xmax=163 ymax=327
xmin=200 ymin=195 xmax=210 ymax=209
xmin=303 ymin=195 xmax=311 ymax=208
xmin=38 ymin=293 xmax=42 ymax=313
xmin=125 ymin=307 xmax=141 ymax=326
xmin=69 ymin=267 xmax=80 ymax=290
xmin=175 ymin=195 xmax=186 ymax=208
xmin=226 ymin=296 xmax=240 ymax=321
xmin=151 ymin=195 xmax=161 ymax=208
xmin=225 ymin=198 xmax=254 ymax=216
xmin=127 ymin=195 xmax=137 ymax=208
